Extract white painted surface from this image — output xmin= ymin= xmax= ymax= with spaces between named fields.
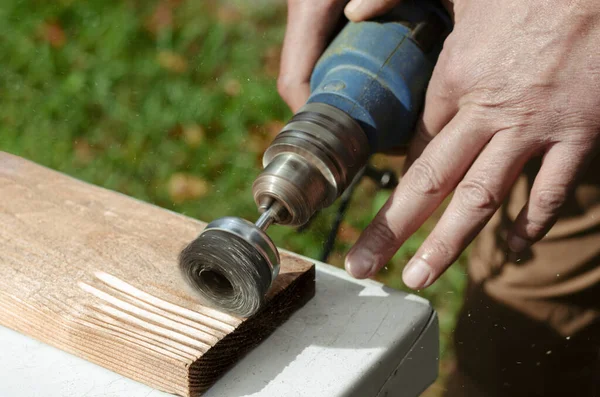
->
xmin=0 ymin=260 xmax=437 ymax=397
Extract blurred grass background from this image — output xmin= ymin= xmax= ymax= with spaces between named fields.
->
xmin=0 ymin=0 xmax=467 ymax=395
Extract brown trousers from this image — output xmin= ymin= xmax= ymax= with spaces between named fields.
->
xmin=444 ymin=154 xmax=600 ymax=397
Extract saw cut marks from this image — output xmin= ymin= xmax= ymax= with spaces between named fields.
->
xmin=0 ymin=152 xmax=315 ymax=396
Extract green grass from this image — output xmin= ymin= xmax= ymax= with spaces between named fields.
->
xmin=0 ymin=1 xmax=466 ymax=394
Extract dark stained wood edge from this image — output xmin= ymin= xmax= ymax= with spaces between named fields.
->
xmin=189 ymin=265 xmax=316 ymax=395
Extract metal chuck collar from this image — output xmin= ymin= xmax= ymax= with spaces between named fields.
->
xmin=178 ymin=206 xmax=283 ymax=318
xmin=252 ymin=103 xmax=369 ymax=227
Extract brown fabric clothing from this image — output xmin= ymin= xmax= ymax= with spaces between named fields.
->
xmin=444 ymin=153 xmax=600 ymax=397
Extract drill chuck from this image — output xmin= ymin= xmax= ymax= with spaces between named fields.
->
xmin=252 ymin=103 xmax=369 ymax=226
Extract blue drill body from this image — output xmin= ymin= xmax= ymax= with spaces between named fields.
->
xmin=308 ymin=1 xmax=451 ymax=152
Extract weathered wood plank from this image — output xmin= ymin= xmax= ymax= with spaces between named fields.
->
xmin=0 ymin=152 xmax=315 ymax=396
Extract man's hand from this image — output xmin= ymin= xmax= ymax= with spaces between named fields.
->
xmin=279 ymin=0 xmax=600 ymax=290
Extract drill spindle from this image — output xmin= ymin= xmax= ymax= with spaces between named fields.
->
xmin=255 ymin=200 xmax=287 ymax=231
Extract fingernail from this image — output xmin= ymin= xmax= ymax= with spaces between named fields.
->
xmin=344 ymin=0 xmax=363 ymax=17
xmin=403 ymin=257 xmax=432 ymax=289
xmin=508 ymin=235 xmax=528 ymax=253
xmin=345 ymin=248 xmax=375 ymax=279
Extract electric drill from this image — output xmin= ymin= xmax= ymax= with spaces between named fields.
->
xmin=179 ymin=0 xmax=452 ymax=317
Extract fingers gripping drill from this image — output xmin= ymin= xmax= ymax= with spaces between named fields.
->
xmin=179 ymin=1 xmax=451 ymax=317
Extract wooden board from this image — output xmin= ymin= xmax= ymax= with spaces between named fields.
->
xmin=0 ymin=152 xmax=315 ymax=396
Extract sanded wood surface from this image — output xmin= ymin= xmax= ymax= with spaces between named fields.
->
xmin=0 ymin=152 xmax=315 ymax=396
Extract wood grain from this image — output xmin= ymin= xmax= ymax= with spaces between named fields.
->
xmin=0 ymin=152 xmax=315 ymax=396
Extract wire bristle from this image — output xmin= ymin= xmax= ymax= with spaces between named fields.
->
xmin=178 ymin=229 xmax=271 ymax=318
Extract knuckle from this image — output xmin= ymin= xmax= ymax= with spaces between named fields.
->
xmin=276 ymin=76 xmax=294 ymax=100
xmin=533 ymin=188 xmax=567 ymax=214
xmin=520 ymin=217 xmax=547 ymax=238
xmin=406 ymin=158 xmax=444 ymax=196
xmin=456 ymin=179 xmax=499 ymax=211
xmin=455 ymin=102 xmax=496 ymax=130
xmin=436 ymin=42 xmax=468 ymax=90
xmin=368 ymin=219 xmax=399 ymax=246
xmin=422 ymin=235 xmax=455 ymax=266
xmin=441 ymin=62 xmax=465 ymax=90
xmin=558 ymin=123 xmax=599 ymax=148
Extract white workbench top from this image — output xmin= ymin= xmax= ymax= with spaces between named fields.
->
xmin=0 ymin=258 xmax=438 ymax=397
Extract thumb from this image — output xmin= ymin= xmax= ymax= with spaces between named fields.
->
xmin=344 ymin=0 xmax=403 ymax=22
